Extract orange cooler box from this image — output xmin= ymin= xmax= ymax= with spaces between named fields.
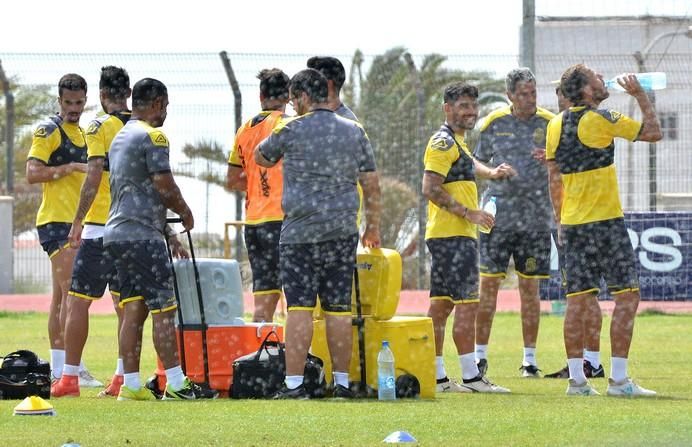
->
xmin=155 ymin=323 xmax=284 ymax=397
xmin=311 ymin=316 xmax=435 ymax=398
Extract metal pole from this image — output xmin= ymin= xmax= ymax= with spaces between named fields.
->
xmin=403 ymin=53 xmax=427 ymax=289
xmin=520 ymin=0 xmax=536 ymax=72
xmin=633 ymin=51 xmax=657 ymax=211
xmin=219 ymin=51 xmax=244 ymax=258
xmin=0 ymin=60 xmax=15 ymax=193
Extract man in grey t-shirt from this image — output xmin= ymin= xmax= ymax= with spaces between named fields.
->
xmin=105 ymin=78 xmax=216 ymax=401
xmin=473 ymin=68 xmax=555 ymax=378
xmin=256 ymin=68 xmax=382 ymax=399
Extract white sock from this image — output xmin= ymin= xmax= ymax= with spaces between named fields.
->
xmin=79 ymin=360 xmax=86 ymax=373
xmin=584 ymin=350 xmax=601 ymax=368
xmin=435 ymin=356 xmax=447 ymax=380
xmin=459 ymin=353 xmax=480 ymax=380
xmin=611 ymin=357 xmax=628 ymax=383
xmin=165 ymin=366 xmax=185 ymax=391
xmin=50 ymin=349 xmax=65 ymax=379
xmin=62 ymin=364 xmax=79 ymax=376
xmin=567 ymin=358 xmax=587 ymax=383
xmin=523 ymin=347 xmax=537 ymax=366
xmin=475 ymin=344 xmax=488 ymax=360
xmin=115 ymin=358 xmax=124 ymax=376
xmin=333 ymin=371 xmax=349 ymax=388
xmin=123 ymin=372 xmax=141 ymax=390
xmin=285 ymin=375 xmax=304 ymax=389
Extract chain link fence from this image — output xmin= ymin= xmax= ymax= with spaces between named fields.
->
xmin=1 ymin=46 xmax=690 ymax=293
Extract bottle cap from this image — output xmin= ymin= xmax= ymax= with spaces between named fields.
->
xmin=382 ymin=340 xmax=389 ymax=347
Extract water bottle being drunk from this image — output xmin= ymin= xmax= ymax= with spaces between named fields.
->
xmin=377 ymin=340 xmax=396 ymax=401
xmin=605 ymin=72 xmax=666 ymax=92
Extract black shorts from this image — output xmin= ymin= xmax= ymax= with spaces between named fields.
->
xmin=69 ymin=238 xmax=120 ymax=300
xmin=426 ymin=236 xmax=479 ymax=303
xmin=280 ymin=234 xmax=358 ymax=314
xmin=562 ymin=218 xmax=639 ymax=297
xmin=107 ymin=240 xmax=177 ymax=313
xmin=37 ymin=223 xmax=71 ymax=258
xmin=479 ymin=229 xmax=551 ymax=279
xmin=244 ymin=221 xmax=282 ymax=294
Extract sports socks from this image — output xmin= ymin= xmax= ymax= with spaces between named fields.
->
xmin=567 ymin=358 xmax=587 ymax=383
xmin=115 ymin=358 xmax=124 ymax=376
xmin=50 ymin=349 xmax=65 ymax=379
xmin=475 ymin=344 xmax=488 ymax=360
xmin=611 ymin=357 xmax=628 ymax=382
xmin=124 ymin=372 xmax=141 ymax=390
xmin=285 ymin=375 xmax=304 ymax=390
xmin=459 ymin=353 xmax=480 ymax=380
xmin=584 ymin=350 xmax=601 ymax=368
xmin=435 ymin=356 xmax=447 ymax=380
xmin=333 ymin=371 xmax=349 ymax=388
xmin=63 ymin=364 xmax=79 ymax=376
xmin=165 ymin=366 xmax=185 ymax=391
xmin=523 ymin=347 xmax=537 ymax=366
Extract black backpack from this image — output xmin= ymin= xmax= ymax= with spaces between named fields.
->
xmin=0 ymin=350 xmax=51 ymax=400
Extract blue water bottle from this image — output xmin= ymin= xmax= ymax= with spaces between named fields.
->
xmin=377 ymin=340 xmax=396 ymax=401
xmin=605 ymin=72 xmax=666 ymax=91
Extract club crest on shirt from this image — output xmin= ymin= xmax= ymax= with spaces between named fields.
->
xmin=430 ymin=136 xmax=453 ymax=151
xmin=86 ymin=122 xmax=101 ymax=135
xmin=150 ymin=131 xmax=169 ymax=147
xmin=34 ymin=127 xmax=48 ymax=138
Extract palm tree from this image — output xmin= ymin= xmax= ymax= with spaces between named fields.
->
xmin=352 ymin=47 xmax=505 ymax=191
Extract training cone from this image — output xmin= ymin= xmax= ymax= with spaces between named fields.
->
xmin=13 ymin=395 xmax=56 ymax=416
xmin=383 ymin=431 xmax=417 ymax=443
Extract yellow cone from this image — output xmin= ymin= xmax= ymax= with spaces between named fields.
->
xmin=14 ymin=395 xmax=55 ymax=416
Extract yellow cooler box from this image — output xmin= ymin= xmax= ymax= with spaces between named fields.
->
xmin=354 ymin=248 xmax=402 ymax=320
xmin=311 ymin=316 xmax=435 ymax=398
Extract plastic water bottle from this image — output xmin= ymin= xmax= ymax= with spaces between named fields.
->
xmin=479 ymin=196 xmax=497 ymax=234
xmin=377 ymin=340 xmax=396 ymax=401
xmin=605 ymin=72 xmax=666 ymax=91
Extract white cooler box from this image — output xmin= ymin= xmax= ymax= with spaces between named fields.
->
xmin=172 ymin=258 xmax=244 ymax=325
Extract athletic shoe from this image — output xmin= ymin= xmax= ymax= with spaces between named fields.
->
xmin=163 ymin=378 xmax=219 ymax=400
xmin=332 ymin=384 xmax=353 ymax=399
xmin=79 ymin=369 xmax=104 ymax=388
xmin=97 ymin=374 xmax=124 ymax=398
xmin=520 ymin=364 xmax=541 ymax=378
xmin=144 ymin=374 xmax=164 ymax=400
xmin=584 ymin=360 xmax=605 ymax=378
xmin=544 ymin=365 xmax=570 ymax=379
xmin=273 ymin=383 xmax=310 ymax=400
xmin=436 ymin=377 xmax=471 ymax=393
xmin=51 ymin=374 xmax=79 ymax=398
xmin=462 ymin=375 xmax=510 ymax=393
xmin=606 ymin=378 xmax=656 ymax=397
xmin=566 ymin=379 xmax=600 ymax=396
xmin=476 ymin=358 xmax=488 ymax=376
xmin=117 ymin=385 xmax=155 ymax=401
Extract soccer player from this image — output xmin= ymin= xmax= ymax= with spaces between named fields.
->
xmin=473 ymin=68 xmax=554 ymax=378
xmin=105 ymin=78 xmax=216 ymax=400
xmin=545 ymin=82 xmax=604 ymax=380
xmin=226 ymin=68 xmax=289 ymax=323
xmin=25 ymin=73 xmax=99 ymax=385
xmin=423 ymin=82 xmax=514 ymax=393
xmin=255 ymin=68 xmax=381 ymax=399
xmin=307 ymin=56 xmax=357 ymax=120
xmin=546 ymin=64 xmax=660 ymax=396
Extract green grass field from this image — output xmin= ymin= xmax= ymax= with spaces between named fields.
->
xmin=1 ymin=310 xmax=691 ymax=446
